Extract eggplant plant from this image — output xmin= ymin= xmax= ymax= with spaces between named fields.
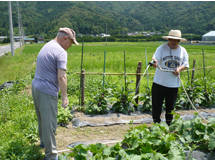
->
xmin=132 ymin=86 xmax=152 ymax=112
xmin=111 ymin=81 xmax=135 ymax=114
xmin=85 ymin=88 xmax=112 ymax=114
xmin=176 ymin=79 xmax=215 ymax=109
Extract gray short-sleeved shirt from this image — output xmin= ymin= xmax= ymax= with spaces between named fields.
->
xmin=32 ymin=40 xmax=67 ymax=97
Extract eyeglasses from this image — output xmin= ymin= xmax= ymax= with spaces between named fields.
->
xmin=68 ymin=38 xmax=73 ymax=44
xmin=168 ymin=39 xmax=180 ymax=42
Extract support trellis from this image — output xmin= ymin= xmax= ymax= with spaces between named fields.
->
xmin=77 ymin=45 xmax=214 ymax=106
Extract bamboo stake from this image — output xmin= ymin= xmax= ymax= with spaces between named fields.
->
xmin=145 ymin=49 xmax=149 ymax=88
xmin=76 ymin=73 xmax=157 ymax=75
xmin=202 ymin=49 xmax=206 ymax=91
xmin=76 ymin=66 xmax=215 ymax=75
xmin=124 ymin=51 xmax=126 ymax=90
xmin=103 ymin=50 xmax=106 ymax=89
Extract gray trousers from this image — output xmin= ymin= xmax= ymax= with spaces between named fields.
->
xmin=32 ymin=85 xmax=58 ymax=160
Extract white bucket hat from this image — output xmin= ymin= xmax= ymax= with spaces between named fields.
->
xmin=162 ymin=30 xmax=187 ymax=42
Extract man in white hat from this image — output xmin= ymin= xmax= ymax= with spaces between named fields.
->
xmin=32 ymin=27 xmax=79 ymax=160
xmin=151 ymin=30 xmax=189 ymax=126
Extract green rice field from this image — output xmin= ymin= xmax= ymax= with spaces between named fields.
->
xmin=1 ymin=42 xmax=215 ymax=104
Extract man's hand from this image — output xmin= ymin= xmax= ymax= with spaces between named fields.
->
xmin=61 ymin=95 xmax=69 ymax=108
xmin=58 ymin=69 xmax=68 ymax=108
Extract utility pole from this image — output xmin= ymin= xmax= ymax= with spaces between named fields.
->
xmin=106 ymin=23 xmax=107 ymax=45
xmin=14 ymin=2 xmax=21 ymax=48
xmin=21 ymin=26 xmax=24 ymax=45
xmin=8 ymin=1 xmax=14 ymax=56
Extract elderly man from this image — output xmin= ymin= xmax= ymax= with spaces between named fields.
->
xmin=151 ymin=30 xmax=189 ymax=126
xmin=32 ymin=27 xmax=79 ymax=160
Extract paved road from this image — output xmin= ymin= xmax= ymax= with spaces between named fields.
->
xmin=0 ymin=42 xmax=21 ymax=57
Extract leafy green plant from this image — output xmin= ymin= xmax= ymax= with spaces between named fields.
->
xmin=176 ymin=79 xmax=215 ymax=109
xmin=200 ymin=79 xmax=215 ymax=107
xmin=65 ymin=122 xmax=187 ymax=159
xmin=24 ymin=122 xmax=39 ymax=143
xmin=123 ymin=122 xmax=186 ymax=159
xmin=64 ymin=114 xmax=215 ymax=159
xmin=74 ymin=105 xmax=86 ymax=112
xmin=85 ymin=88 xmax=112 ymax=115
xmin=111 ymin=81 xmax=135 ymax=114
xmin=176 ymin=82 xmax=206 ymax=109
xmin=0 ymin=138 xmax=43 ymax=160
xmin=57 ymin=107 xmax=73 ymax=125
xmin=133 ymin=86 xmax=152 ymax=112
xmin=0 ymin=93 xmax=11 ymax=123
xmin=170 ymin=111 xmax=215 ymax=151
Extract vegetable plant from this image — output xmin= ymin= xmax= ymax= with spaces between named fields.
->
xmin=133 ymin=86 xmax=152 ymax=112
xmin=176 ymin=81 xmax=206 ymax=109
xmin=176 ymin=79 xmax=215 ymax=109
xmin=170 ymin=111 xmax=215 ymax=151
xmin=85 ymin=88 xmax=112 ymax=114
xmin=63 ymin=114 xmax=215 ymax=159
xmin=111 ymin=81 xmax=135 ymax=114
xmin=57 ymin=107 xmax=73 ymax=125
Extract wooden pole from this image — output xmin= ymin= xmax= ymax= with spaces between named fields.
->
xmin=191 ymin=59 xmax=196 ymax=84
xmin=135 ymin=61 xmax=142 ymax=106
xmin=79 ymin=41 xmax=84 ymax=106
xmin=187 ymin=68 xmax=189 ymax=84
xmin=81 ymin=69 xmax=85 ymax=106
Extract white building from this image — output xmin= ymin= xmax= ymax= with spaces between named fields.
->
xmin=0 ymin=36 xmax=7 ymax=41
xmin=202 ymin=31 xmax=215 ymax=41
xmin=100 ymin=33 xmax=110 ymax=38
xmin=149 ymin=32 xmax=155 ymax=35
xmin=127 ymin=33 xmax=134 ymax=36
xmin=142 ymin=32 xmax=147 ymax=36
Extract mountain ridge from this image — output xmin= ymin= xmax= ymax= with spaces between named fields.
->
xmin=0 ymin=1 xmax=214 ymax=37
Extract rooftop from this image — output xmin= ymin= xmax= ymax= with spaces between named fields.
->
xmin=202 ymin=31 xmax=215 ymax=37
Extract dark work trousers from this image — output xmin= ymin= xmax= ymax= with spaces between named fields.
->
xmin=152 ymin=82 xmax=178 ymax=126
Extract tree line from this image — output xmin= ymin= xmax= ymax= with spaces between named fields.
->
xmin=0 ymin=1 xmax=214 ymax=38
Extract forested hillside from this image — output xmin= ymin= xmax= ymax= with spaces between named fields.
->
xmin=0 ymin=1 xmax=215 ymax=37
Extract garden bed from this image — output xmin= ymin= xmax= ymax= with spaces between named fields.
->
xmin=54 ymin=107 xmax=215 ymax=160
xmin=71 ymin=107 xmax=215 ymax=128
